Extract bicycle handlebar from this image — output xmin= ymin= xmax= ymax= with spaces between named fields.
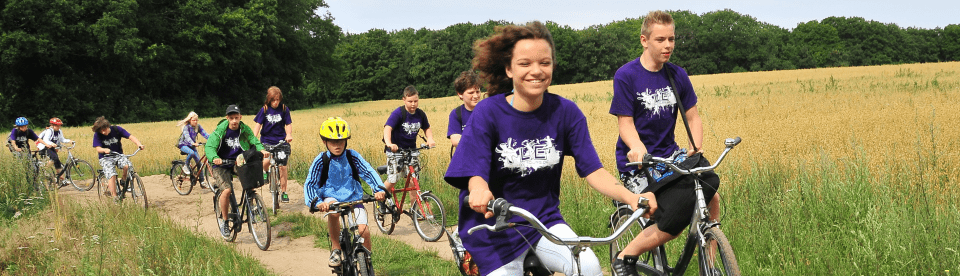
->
xmin=103 ymin=148 xmax=142 ymax=158
xmin=625 ymin=137 xmax=741 ymax=175
xmin=465 ymin=197 xmax=650 ymax=247
xmin=263 ymin=140 xmax=287 ymax=152
xmin=309 ymin=194 xmax=378 ymax=214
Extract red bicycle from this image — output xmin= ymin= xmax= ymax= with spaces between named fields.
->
xmin=375 ymin=144 xmax=447 ymax=242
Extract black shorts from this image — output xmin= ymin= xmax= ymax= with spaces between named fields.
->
xmin=265 ymin=142 xmax=291 ymax=166
xmin=620 ymin=170 xmax=720 ymax=236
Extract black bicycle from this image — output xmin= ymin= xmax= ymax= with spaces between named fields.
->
xmin=169 ymin=142 xmax=214 ymax=195
xmin=309 ymin=194 xmax=379 ymax=276
xmin=609 ymin=137 xmax=743 ymax=276
xmin=213 ymin=159 xmax=271 ymax=251
xmin=264 ymin=140 xmax=288 ymax=215
xmin=96 ymin=149 xmax=147 ymax=209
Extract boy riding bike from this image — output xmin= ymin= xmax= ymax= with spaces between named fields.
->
xmin=92 ymin=116 xmax=146 ymax=198
xmin=205 ymin=105 xmax=268 ymax=237
xmin=382 ymin=85 xmax=437 ymax=213
xmin=8 ymin=117 xmax=38 ymax=157
xmin=305 ymin=117 xmax=387 ymax=267
xmin=37 ymin=118 xmax=73 ymax=185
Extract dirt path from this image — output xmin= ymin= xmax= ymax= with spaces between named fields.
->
xmin=59 ymin=173 xmax=459 ymax=276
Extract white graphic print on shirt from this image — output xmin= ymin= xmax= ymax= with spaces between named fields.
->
xmin=225 ymin=137 xmax=241 ymax=149
xmin=266 ymin=114 xmax=283 ymax=124
xmin=636 ymin=86 xmax=677 ymax=117
xmin=402 ymin=122 xmax=421 ymax=135
xmin=101 ymin=137 xmax=120 ymax=147
xmin=496 ymin=136 xmax=562 ymax=177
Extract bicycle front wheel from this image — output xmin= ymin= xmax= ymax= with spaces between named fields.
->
xmin=270 ymin=168 xmax=279 ymax=215
xmin=213 ymin=190 xmax=239 ymax=242
xmin=170 ymin=162 xmax=193 ymax=195
xmin=35 ymin=166 xmax=56 ymax=195
xmin=412 ymin=193 xmax=446 ymax=242
xmin=374 ymin=192 xmax=397 ymax=235
xmin=200 ymin=163 xmax=215 ymax=193
xmin=609 ymin=208 xmax=664 ymax=276
xmin=247 ymin=193 xmax=271 ymax=251
xmin=128 ymin=174 xmax=148 ymax=210
xmin=699 ymin=227 xmax=741 ymax=276
xmin=68 ymin=160 xmax=97 ymax=191
xmin=355 ymin=250 xmax=374 ymax=276
xmin=96 ymin=172 xmax=113 ymax=202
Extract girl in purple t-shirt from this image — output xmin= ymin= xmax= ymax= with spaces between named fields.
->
xmin=253 ymin=86 xmax=293 ymax=203
xmin=444 ymin=21 xmax=649 ymax=276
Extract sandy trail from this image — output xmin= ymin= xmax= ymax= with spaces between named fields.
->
xmin=60 ymin=173 xmax=460 ymax=276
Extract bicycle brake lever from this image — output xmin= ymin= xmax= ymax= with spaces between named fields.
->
xmin=467 ymin=224 xmax=495 ymax=235
xmin=309 ymin=197 xmax=320 ymax=213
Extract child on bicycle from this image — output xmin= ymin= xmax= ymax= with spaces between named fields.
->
xmin=205 ymin=105 xmax=268 ymax=237
xmin=608 ymin=11 xmax=720 ymax=276
xmin=38 ymin=118 xmax=73 ymax=185
xmin=8 ymin=117 xmax=38 ymax=157
xmin=447 ymin=70 xmax=482 ymax=150
xmin=304 ymin=117 xmax=387 ymax=267
xmin=253 ymin=86 xmax=293 ymax=203
xmin=444 ymin=21 xmax=648 ymax=276
xmin=381 ymin=85 xmax=436 ymax=211
xmin=176 ymin=111 xmax=210 ymax=183
xmin=92 ymin=116 xmax=146 ymax=198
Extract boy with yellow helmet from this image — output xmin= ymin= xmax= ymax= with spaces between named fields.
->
xmin=304 ymin=117 xmax=387 ymax=267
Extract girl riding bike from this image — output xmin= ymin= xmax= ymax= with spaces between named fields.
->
xmin=175 ymin=111 xmax=209 ymax=181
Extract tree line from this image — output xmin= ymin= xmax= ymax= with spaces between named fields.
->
xmin=3 ymin=3 xmax=958 ymax=125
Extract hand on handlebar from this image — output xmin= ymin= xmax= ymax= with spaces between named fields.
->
xmin=637 ymin=192 xmax=657 ymax=219
xmin=213 ymin=158 xmax=223 ymax=165
xmin=467 ymin=189 xmax=495 ymax=219
xmin=387 ymin=143 xmax=399 ymax=152
xmin=374 ymin=191 xmax=386 ymax=201
xmin=316 ymin=201 xmax=335 ymax=213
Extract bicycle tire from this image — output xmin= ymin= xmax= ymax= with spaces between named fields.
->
xmin=34 ymin=166 xmax=55 ymax=196
xmin=200 ymin=163 xmax=215 ymax=193
xmin=412 ymin=193 xmax=446 ymax=242
xmin=96 ymin=172 xmax=111 ymax=202
xmin=609 ymin=208 xmax=665 ymax=276
xmin=270 ymin=167 xmax=279 ymax=215
xmin=699 ymin=227 xmax=740 ymax=276
xmin=68 ymin=160 xmax=97 ymax=191
xmin=356 ymin=250 xmax=375 ymax=276
xmin=170 ymin=162 xmax=193 ymax=195
xmin=128 ymin=174 xmax=148 ymax=210
xmin=213 ymin=190 xmax=239 ymax=242
xmin=247 ymin=193 xmax=272 ymax=251
xmin=374 ymin=192 xmax=397 ymax=235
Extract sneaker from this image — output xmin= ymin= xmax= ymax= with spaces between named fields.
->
xmin=182 ymin=165 xmax=191 ymax=175
xmin=612 ymin=253 xmax=640 ymax=276
xmin=281 ymin=193 xmax=290 ymax=203
xmin=220 ymin=223 xmax=232 ymax=237
xmin=61 ymin=179 xmax=72 ymax=187
xmin=329 ymin=249 xmax=342 ymax=267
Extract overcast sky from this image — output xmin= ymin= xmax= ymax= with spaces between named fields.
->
xmin=322 ymin=0 xmax=958 ymax=34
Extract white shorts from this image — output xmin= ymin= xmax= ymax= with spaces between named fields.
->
xmin=99 ymin=155 xmax=132 ymax=179
xmin=323 ymin=197 xmax=368 ymax=226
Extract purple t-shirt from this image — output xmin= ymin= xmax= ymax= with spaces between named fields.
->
xmin=254 ymin=105 xmax=292 ymax=145
xmin=446 ymin=105 xmax=473 ymax=138
xmin=384 ymin=106 xmax=430 ymax=149
xmin=444 ymin=92 xmax=603 ymax=275
xmin=609 ymin=60 xmax=697 ymax=173
xmin=93 ymin=126 xmax=131 ymax=159
xmin=215 ymin=127 xmax=243 ymax=168
xmin=8 ymin=128 xmax=38 ymax=149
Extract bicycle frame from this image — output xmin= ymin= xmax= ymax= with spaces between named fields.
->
xmin=310 ymin=196 xmax=376 ymax=275
xmin=391 ymin=145 xmax=433 ymax=218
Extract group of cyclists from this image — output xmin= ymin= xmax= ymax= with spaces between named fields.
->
xmin=6 ymin=11 xmax=725 ymax=276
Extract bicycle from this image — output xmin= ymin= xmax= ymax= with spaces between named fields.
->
xmin=213 ymin=159 xmax=271 ymax=251
xmin=263 ymin=140 xmax=288 ymax=215
xmin=309 ymin=194 xmax=378 ymax=276
xmin=466 ymin=196 xmax=651 ymax=276
xmin=95 ymin=149 xmax=148 ymax=209
xmin=169 ymin=142 xmax=214 ymax=195
xmin=374 ymin=144 xmax=447 ymax=242
xmin=609 ymin=137 xmax=742 ymax=276
xmin=59 ymin=141 xmax=97 ymax=191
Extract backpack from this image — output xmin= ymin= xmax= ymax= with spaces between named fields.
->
xmin=318 ymin=150 xmax=362 ymax=189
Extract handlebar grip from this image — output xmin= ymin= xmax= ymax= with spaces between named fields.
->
xmin=309 ymin=197 xmax=320 ymax=213
xmin=725 ymin=137 xmax=742 ymax=147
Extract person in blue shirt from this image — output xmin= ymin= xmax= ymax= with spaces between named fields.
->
xmin=304 ymin=117 xmax=387 ymax=267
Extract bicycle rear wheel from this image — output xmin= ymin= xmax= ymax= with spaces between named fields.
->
xmin=699 ymin=227 xmax=740 ymax=276
xmin=213 ymin=190 xmax=239 ymax=242
xmin=269 ymin=168 xmax=279 ymax=215
xmin=412 ymin=193 xmax=446 ymax=242
xmin=609 ymin=208 xmax=664 ymax=276
xmin=374 ymin=191 xmax=397 ymax=235
xmin=355 ymin=250 xmax=374 ymax=276
xmin=247 ymin=193 xmax=272 ymax=251
xmin=68 ymin=160 xmax=97 ymax=191
xmin=170 ymin=162 xmax=193 ymax=195
xmin=128 ymin=174 xmax=148 ymax=210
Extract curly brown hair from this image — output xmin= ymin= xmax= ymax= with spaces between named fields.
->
xmin=453 ymin=70 xmax=482 ymax=95
xmin=472 ymin=21 xmax=555 ymax=97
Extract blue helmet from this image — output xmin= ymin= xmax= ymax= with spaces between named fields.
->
xmin=14 ymin=117 xmax=28 ymax=127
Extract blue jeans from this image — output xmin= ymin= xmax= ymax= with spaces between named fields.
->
xmin=180 ymin=145 xmax=203 ymax=180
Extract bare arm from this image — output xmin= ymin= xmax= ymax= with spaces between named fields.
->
xmin=284 ymin=123 xmax=293 ymax=143
xmin=583 ymin=168 xmax=656 ymax=216
xmin=383 ymin=126 xmax=397 ymax=152
xmin=450 ymin=134 xmax=462 ymax=148
xmin=684 ymin=105 xmax=704 ymax=155
xmin=618 ymin=115 xmax=648 ymax=163
xmin=128 ymin=135 xmax=145 ymax=149
xmin=253 ymin=122 xmax=262 ymax=140
xmin=423 ymin=128 xmax=436 ymax=148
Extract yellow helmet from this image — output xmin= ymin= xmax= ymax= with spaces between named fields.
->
xmin=319 ymin=117 xmax=351 ymax=140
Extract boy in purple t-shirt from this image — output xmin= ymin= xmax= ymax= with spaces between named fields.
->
xmin=445 ymin=22 xmax=646 ymax=276
xmin=8 ymin=117 xmax=38 ymax=157
xmin=608 ymin=11 xmax=720 ymax=276
xmin=381 ymin=85 xmax=436 ymax=210
xmin=447 ymin=71 xmax=482 ymax=153
xmin=92 ymin=116 xmax=145 ymax=198
xmin=206 ymin=104 xmax=268 ymax=237
xmin=253 ymin=86 xmax=293 ymax=203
